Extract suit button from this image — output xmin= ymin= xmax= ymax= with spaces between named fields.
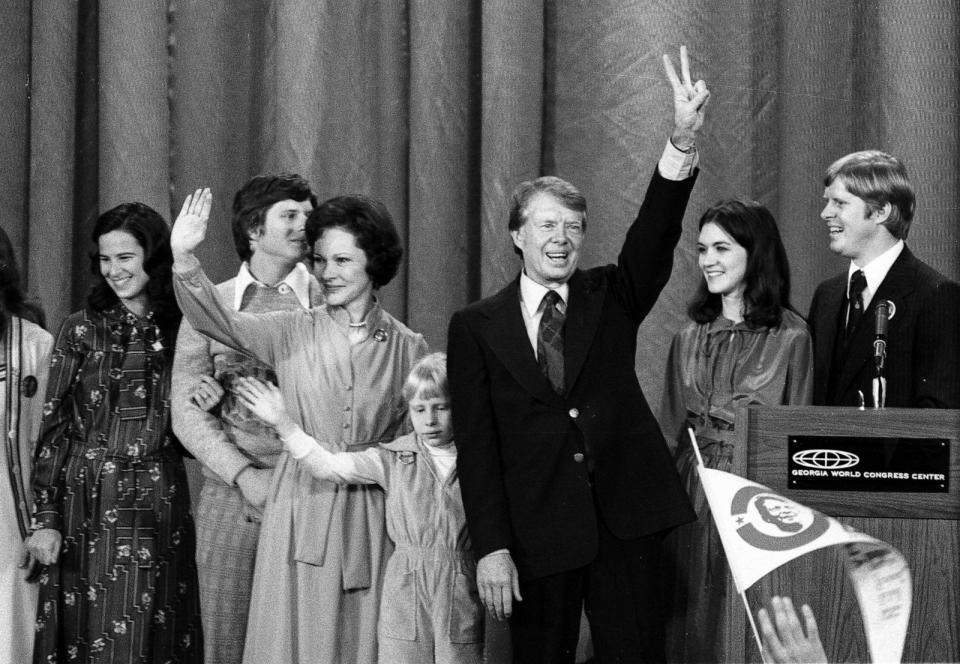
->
xmin=573 ymin=453 xmax=585 ymax=463
xmin=568 ymin=408 xmax=579 ymax=419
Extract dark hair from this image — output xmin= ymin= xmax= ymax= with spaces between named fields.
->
xmin=0 ymin=226 xmax=45 ymax=338
xmin=687 ymin=200 xmax=792 ymax=329
xmin=824 ymin=151 xmax=915 ymax=240
xmin=306 ymin=195 xmax=403 ymax=289
xmin=232 ymin=173 xmax=317 ymax=261
xmin=507 ymin=176 xmax=587 ymax=256
xmin=87 ymin=202 xmax=181 ymax=350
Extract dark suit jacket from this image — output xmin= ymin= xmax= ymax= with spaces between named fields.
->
xmin=448 ymin=170 xmax=697 ymax=580
xmin=808 ymin=246 xmax=960 ymax=408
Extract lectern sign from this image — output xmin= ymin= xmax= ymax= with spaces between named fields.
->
xmin=788 ymin=436 xmax=949 ymax=492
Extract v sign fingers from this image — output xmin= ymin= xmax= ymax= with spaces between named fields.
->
xmin=662 ymin=52 xmax=684 ymax=96
xmin=662 ymin=45 xmax=710 ymax=149
xmin=679 ymin=44 xmax=693 ymax=90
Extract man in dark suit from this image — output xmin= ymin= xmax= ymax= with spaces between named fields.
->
xmin=809 ymin=150 xmax=960 ymax=408
xmin=447 ymin=47 xmax=709 ymax=663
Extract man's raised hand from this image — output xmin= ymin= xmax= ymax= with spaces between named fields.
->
xmin=662 ymin=45 xmax=710 ymax=150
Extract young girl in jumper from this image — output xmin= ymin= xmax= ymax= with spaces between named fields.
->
xmin=235 ymin=352 xmax=483 ymax=664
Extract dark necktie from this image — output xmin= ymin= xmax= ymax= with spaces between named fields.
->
xmin=537 ymin=290 xmax=565 ymax=393
xmin=845 ymin=269 xmax=867 ymax=340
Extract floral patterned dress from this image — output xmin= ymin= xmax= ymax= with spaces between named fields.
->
xmin=31 ymin=306 xmax=202 ymax=663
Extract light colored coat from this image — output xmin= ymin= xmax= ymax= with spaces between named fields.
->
xmin=295 ymin=433 xmax=483 ymax=664
xmin=0 ymin=316 xmax=52 ymax=664
xmin=174 ymin=262 xmax=427 ymax=664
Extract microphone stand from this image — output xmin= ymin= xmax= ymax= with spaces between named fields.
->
xmin=872 ymin=364 xmax=886 ymax=409
xmin=872 ymin=301 xmax=889 ymax=409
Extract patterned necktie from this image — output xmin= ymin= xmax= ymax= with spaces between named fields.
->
xmin=537 ymin=290 xmax=565 ymax=393
xmin=845 ymin=269 xmax=867 ymax=340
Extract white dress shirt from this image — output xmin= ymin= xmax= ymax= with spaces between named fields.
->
xmin=657 ymin=139 xmax=699 ymax=181
xmin=848 ymin=240 xmax=904 ymax=309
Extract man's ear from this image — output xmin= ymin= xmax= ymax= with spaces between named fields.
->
xmin=870 ymin=202 xmax=892 ymax=226
xmin=248 ymin=225 xmax=262 ymax=250
xmin=510 ymin=227 xmax=523 ymax=252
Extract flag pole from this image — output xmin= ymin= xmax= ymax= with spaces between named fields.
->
xmin=740 ymin=589 xmax=770 ymax=663
xmin=689 ymin=426 xmax=769 ymax=662
xmin=687 ymin=427 xmax=705 ymax=468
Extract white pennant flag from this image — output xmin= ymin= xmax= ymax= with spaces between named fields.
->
xmin=696 ymin=461 xmax=912 ymax=663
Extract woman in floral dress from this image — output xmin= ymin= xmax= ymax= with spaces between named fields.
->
xmin=26 ymin=203 xmax=202 ymax=663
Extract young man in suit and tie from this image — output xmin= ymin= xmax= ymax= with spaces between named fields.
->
xmin=447 ymin=47 xmax=709 ymax=663
xmin=808 ymin=150 xmax=960 ymax=408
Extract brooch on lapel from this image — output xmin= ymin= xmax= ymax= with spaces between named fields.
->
xmin=373 ymin=329 xmax=388 ymax=343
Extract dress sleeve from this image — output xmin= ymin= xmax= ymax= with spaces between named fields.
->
xmin=23 ymin=325 xmax=54 ymax=458
xmin=783 ymin=325 xmax=814 ymax=406
xmin=173 ymin=262 xmax=294 ymax=367
xmin=31 ymin=315 xmax=86 ymax=531
xmin=285 ymin=426 xmax=386 ymax=486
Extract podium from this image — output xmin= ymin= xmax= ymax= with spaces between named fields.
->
xmin=719 ymin=406 xmax=960 ymax=663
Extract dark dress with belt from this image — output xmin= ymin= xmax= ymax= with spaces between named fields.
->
xmin=32 ymin=306 xmax=202 ymax=663
xmin=660 ymin=309 xmax=812 ymax=663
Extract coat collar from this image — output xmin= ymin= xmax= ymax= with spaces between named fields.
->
xmin=381 ymin=432 xmax=420 ymax=452
xmin=563 ymin=269 xmax=606 ymax=395
xmin=381 ymin=434 xmax=459 ymax=486
xmin=475 ymin=270 xmax=606 ymax=403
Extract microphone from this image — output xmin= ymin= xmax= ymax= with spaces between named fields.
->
xmin=872 ymin=300 xmax=890 ymax=409
xmin=873 ymin=300 xmax=889 ymax=373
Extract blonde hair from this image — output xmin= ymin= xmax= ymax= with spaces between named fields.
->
xmin=401 ymin=352 xmax=448 ymax=402
xmin=824 ymin=150 xmax=915 ymax=239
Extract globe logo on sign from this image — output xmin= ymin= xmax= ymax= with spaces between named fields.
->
xmin=792 ymin=449 xmax=860 ymax=470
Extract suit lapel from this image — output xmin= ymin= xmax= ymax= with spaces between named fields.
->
xmin=833 ymin=248 xmax=917 ymax=399
xmin=478 ymin=278 xmax=564 ymax=407
xmin=564 ymin=270 xmax=605 ymax=395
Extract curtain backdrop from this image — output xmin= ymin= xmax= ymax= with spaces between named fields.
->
xmin=2 ymin=2 xmax=957 ymax=661
xmin=2 ymin=0 xmax=958 ymax=440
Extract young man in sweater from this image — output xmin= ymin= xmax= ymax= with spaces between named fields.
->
xmin=170 ymin=173 xmax=322 ymax=664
